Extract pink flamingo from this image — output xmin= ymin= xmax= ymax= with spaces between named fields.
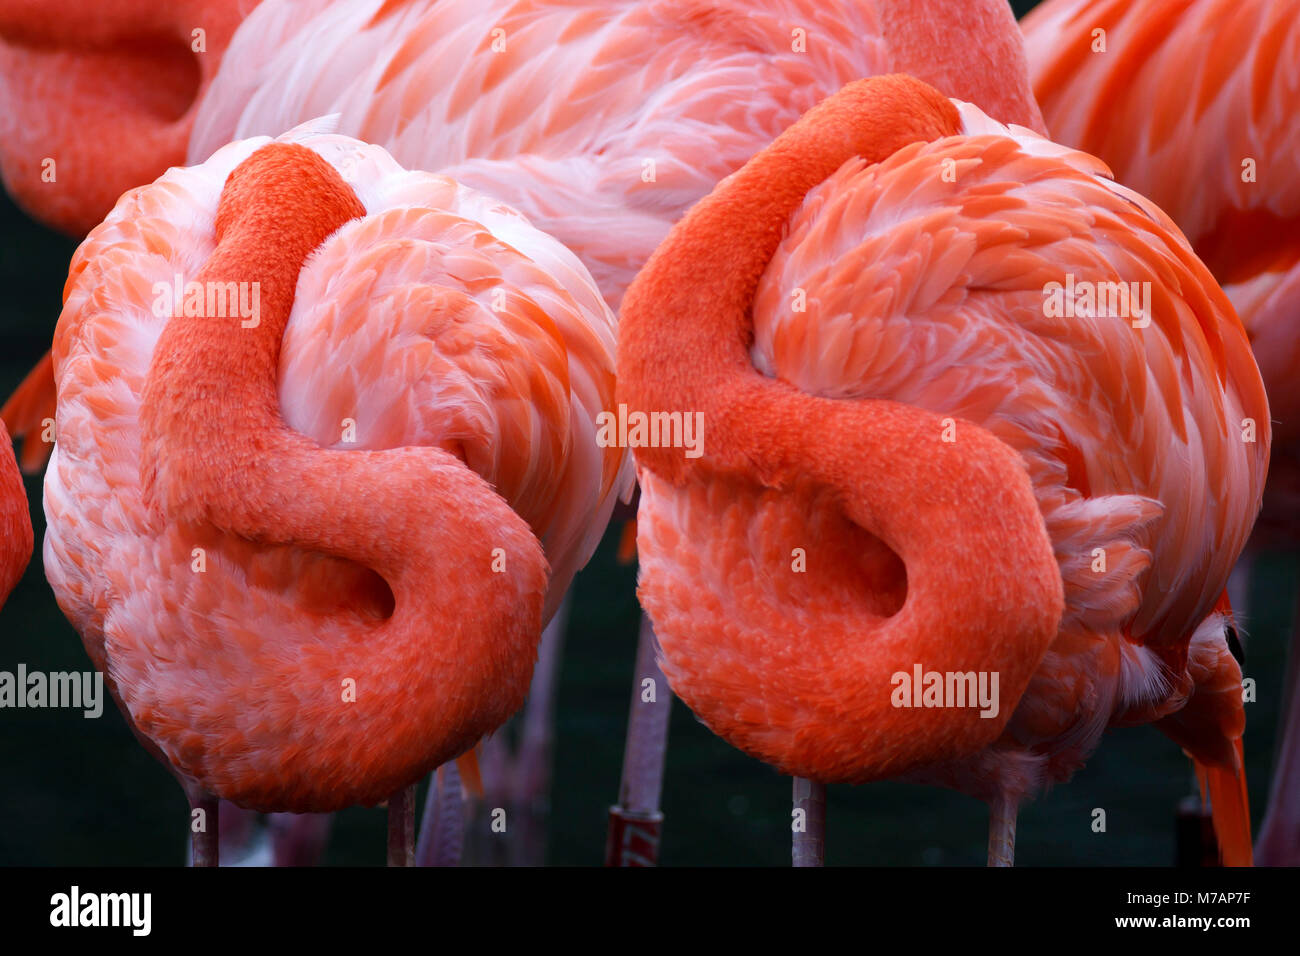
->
xmin=618 ymin=73 xmax=1267 ymax=866
xmin=41 ymin=123 xmax=628 ymax=863
xmin=1022 ymin=0 xmax=1300 ymax=866
xmin=1 ymin=0 xmax=1047 ymax=862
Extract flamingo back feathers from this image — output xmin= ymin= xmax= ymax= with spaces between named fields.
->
xmin=1024 ymin=0 xmax=1300 ymax=439
xmin=188 ymin=0 xmax=1045 ymax=309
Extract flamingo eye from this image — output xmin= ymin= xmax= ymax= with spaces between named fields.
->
xmin=1225 ymin=622 xmax=1245 ymax=666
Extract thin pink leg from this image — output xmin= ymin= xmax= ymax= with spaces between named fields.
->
xmin=190 ymin=791 xmax=219 ymax=868
xmin=512 ymin=593 xmax=569 ymax=865
xmin=386 ymin=784 xmax=416 ymax=867
xmin=792 ymin=778 xmax=825 ymax=867
xmin=987 ymin=794 xmax=1017 ymax=867
xmin=415 ymin=763 xmax=464 ymax=867
xmin=606 ymin=614 xmax=672 ymax=866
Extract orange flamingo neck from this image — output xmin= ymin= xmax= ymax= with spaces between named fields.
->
xmin=619 ymin=75 xmax=1065 ymax=778
xmin=140 ymin=144 xmax=366 ymax=535
xmin=619 ymin=74 xmax=964 ymax=486
xmin=153 ymin=143 xmax=363 ymax=432
xmin=135 ymin=143 xmax=548 ymax=811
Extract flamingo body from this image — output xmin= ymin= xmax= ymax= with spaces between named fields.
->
xmin=44 ymin=124 xmax=628 ymax=811
xmin=620 ymin=76 xmax=1267 ymax=860
xmin=3 ymin=0 xmax=1047 ymax=474
xmin=1023 ymin=0 xmax=1299 ymax=870
xmin=1022 ymin=0 xmax=1300 ymax=534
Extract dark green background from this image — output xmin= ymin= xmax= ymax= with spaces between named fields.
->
xmin=0 ymin=0 xmax=1292 ymax=866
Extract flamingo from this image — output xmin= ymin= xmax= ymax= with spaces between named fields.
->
xmin=183 ymin=0 xmax=1050 ymax=861
xmin=617 ymin=73 xmax=1268 ymax=866
xmin=0 ymin=0 xmax=1048 ymax=862
xmin=41 ymin=122 xmax=629 ymax=864
xmin=0 ymin=421 xmax=32 ymax=606
xmin=0 ymin=0 xmax=1046 ymax=261
xmin=2 ymin=0 xmax=1047 ymax=448
xmin=1021 ymin=0 xmax=1299 ymax=866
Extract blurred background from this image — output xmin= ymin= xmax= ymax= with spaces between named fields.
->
xmin=0 ymin=0 xmax=1293 ymax=866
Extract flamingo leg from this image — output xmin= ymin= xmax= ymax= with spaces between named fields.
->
xmin=470 ymin=735 xmax=510 ymax=865
xmin=269 ymin=812 xmax=334 ymax=867
xmin=415 ymin=762 xmax=465 ymax=866
xmin=189 ymin=791 xmax=220 ymax=867
xmin=429 ymin=594 xmax=569 ymax=866
xmin=511 ymin=592 xmax=569 ymax=865
xmin=791 ymin=777 xmax=826 ymax=866
xmin=606 ymin=613 xmax=672 ymax=865
xmin=386 ymin=784 xmax=416 ymax=867
xmin=987 ymin=794 xmax=1017 ymax=867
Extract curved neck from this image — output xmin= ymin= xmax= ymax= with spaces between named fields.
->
xmin=140 ymin=143 xmax=366 ymax=536
xmin=875 ymin=0 xmax=1047 ymax=134
xmin=618 ymin=75 xmax=1064 ymax=773
xmin=150 ymin=143 xmax=363 ymax=423
xmin=135 ymin=143 xmax=548 ymax=811
xmin=138 ymin=144 xmax=512 ymax=573
xmin=619 ymin=74 xmax=963 ymax=486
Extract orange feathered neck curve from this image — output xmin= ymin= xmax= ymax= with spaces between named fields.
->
xmin=133 ymin=144 xmax=549 ymax=812
xmin=617 ymin=75 xmax=1065 ymax=779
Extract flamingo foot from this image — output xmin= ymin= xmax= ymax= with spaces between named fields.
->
xmin=987 ymin=794 xmax=1017 ymax=866
xmin=386 ymin=784 xmax=416 ymax=867
xmin=792 ymin=777 xmax=825 ymax=867
xmin=510 ymin=593 xmax=570 ymax=865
